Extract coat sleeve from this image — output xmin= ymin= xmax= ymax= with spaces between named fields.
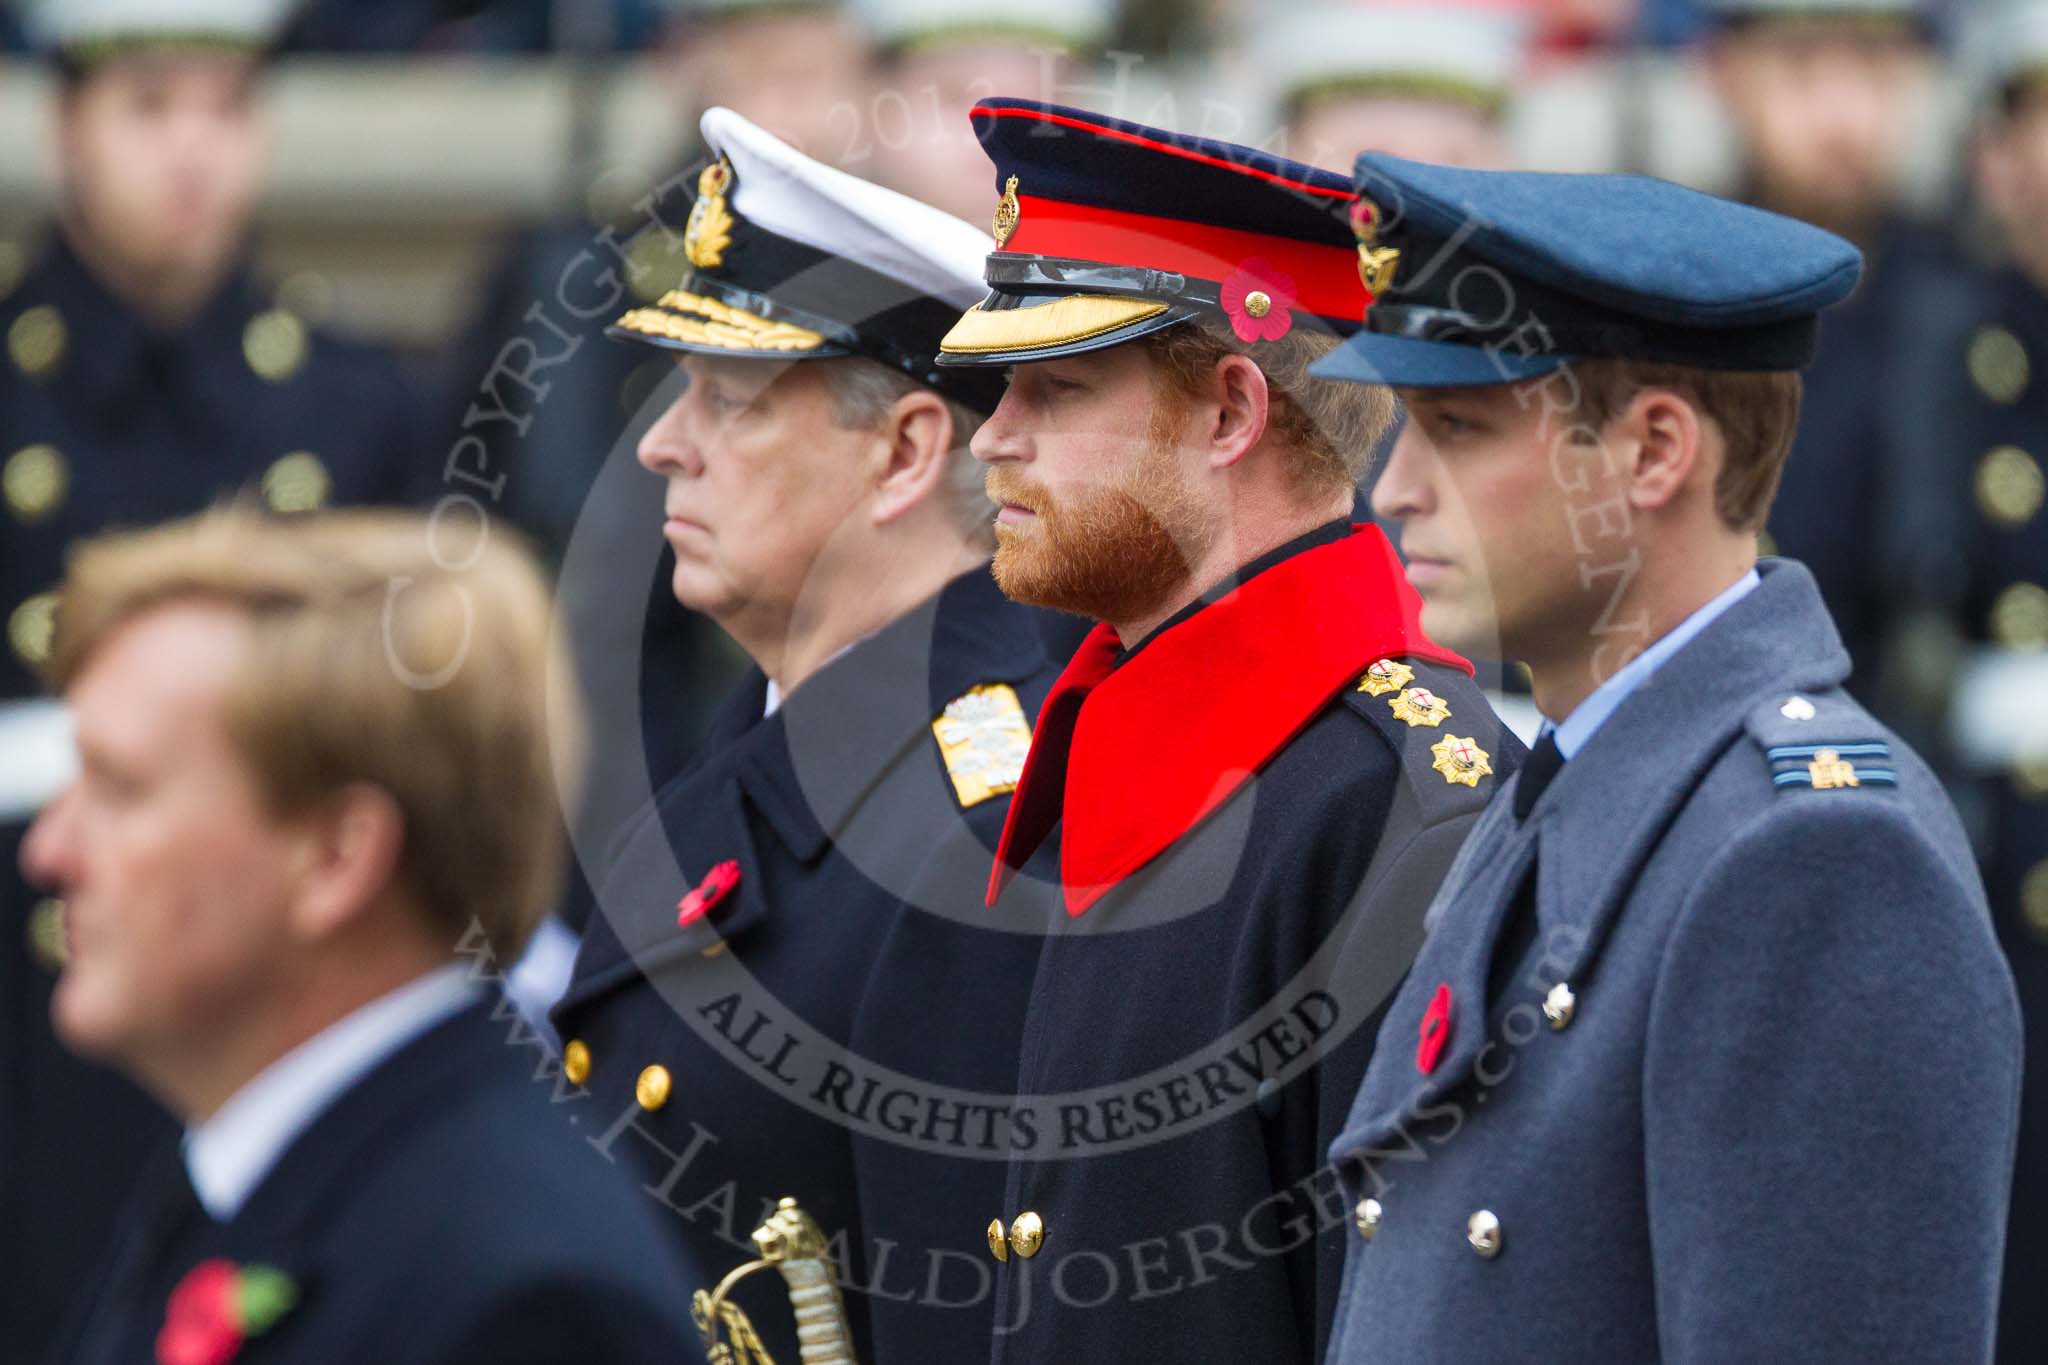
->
xmin=1642 ymin=798 xmax=2021 ymax=1364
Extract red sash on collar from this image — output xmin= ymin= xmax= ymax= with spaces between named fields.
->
xmin=988 ymin=525 xmax=1471 ymax=916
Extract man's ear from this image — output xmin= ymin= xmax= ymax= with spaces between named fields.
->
xmin=1205 ymin=353 xmax=1271 ymax=471
xmin=286 ymin=783 xmax=407 ymax=944
xmin=1618 ymin=387 xmax=1705 ymax=514
xmin=869 ymin=388 xmax=960 ymax=525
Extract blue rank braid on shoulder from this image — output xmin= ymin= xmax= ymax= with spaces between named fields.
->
xmin=1310 ymin=154 xmax=1865 ymax=390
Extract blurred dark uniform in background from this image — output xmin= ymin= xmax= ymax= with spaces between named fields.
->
xmin=1926 ymin=6 xmax=2048 ymax=1355
xmin=1699 ymin=0 xmax=1956 ymax=693
xmin=442 ymin=0 xmax=876 ymax=835
xmin=2 ymin=3 xmax=434 ymax=1357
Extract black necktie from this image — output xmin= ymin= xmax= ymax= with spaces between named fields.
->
xmin=1514 ymin=731 xmax=1565 ymax=822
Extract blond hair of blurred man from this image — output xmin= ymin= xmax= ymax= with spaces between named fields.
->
xmin=27 ymin=507 xmax=705 ymax=1365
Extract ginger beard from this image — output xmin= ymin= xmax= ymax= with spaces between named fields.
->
xmin=985 ymin=401 xmax=1212 ymax=625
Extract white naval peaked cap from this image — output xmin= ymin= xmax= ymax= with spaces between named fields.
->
xmin=704 ymin=104 xmax=995 ymax=311
xmin=1252 ymin=1 xmax=1533 ymax=116
xmin=850 ymin=0 xmax=1112 ymax=53
xmin=609 ymin=106 xmax=1007 ymax=410
xmin=26 ymin=0 xmax=299 ymax=51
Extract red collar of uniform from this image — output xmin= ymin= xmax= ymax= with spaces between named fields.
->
xmin=988 ymin=525 xmax=1471 ymax=916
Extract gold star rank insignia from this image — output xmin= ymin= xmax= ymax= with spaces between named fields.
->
xmin=1356 ymin=658 xmax=1414 ymax=697
xmin=1388 ymin=686 xmax=1451 ymax=728
xmin=1430 ymin=734 xmax=1493 ymax=788
xmin=933 ymin=683 xmax=1033 ymax=808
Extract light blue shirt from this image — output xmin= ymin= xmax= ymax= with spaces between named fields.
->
xmin=1549 ymin=569 xmax=1761 ymax=761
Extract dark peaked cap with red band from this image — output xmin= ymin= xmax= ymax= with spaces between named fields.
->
xmin=936 ymin=99 xmax=1371 ymax=367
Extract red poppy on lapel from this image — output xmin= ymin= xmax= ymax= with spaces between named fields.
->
xmin=677 ymin=859 xmax=742 ymax=928
xmin=1416 ymin=984 xmax=1453 ymax=1075
xmin=157 ymin=1258 xmax=297 ymax=1365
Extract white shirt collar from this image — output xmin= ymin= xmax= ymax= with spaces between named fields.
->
xmin=182 ymin=963 xmax=479 ymax=1221
xmin=1549 ymin=568 xmax=1761 ymax=761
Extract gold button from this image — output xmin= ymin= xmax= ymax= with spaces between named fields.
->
xmin=9 ymin=591 xmax=57 ymax=668
xmin=1244 ymin=290 xmax=1272 ymax=318
xmin=627 ymin=230 xmax=683 ymax=304
xmin=1991 ymin=582 xmax=2048 ymax=650
xmin=262 ymin=452 xmax=330 ymax=513
xmin=9 ymin=304 xmax=66 ymax=378
xmin=1977 ymin=447 xmax=2045 ymax=530
xmin=244 ymin=309 xmax=308 ymax=383
xmin=1467 ymin=1209 xmax=1502 ymax=1259
xmin=1008 ymin=1211 xmax=1045 ymax=1259
xmin=1354 ymin=1198 xmax=1382 ymax=1242
xmin=2024 ymin=863 xmax=2048 ymax=944
xmin=4 ymin=444 xmax=67 ymax=523
xmin=562 ymin=1038 xmax=591 ymax=1086
xmin=25 ymin=899 xmax=66 ymax=973
xmin=635 ymin=1064 xmax=672 ymax=1111
xmin=1970 ymin=326 xmax=2031 ymax=405
xmin=986 ymin=1217 xmax=1009 ymax=1262
xmin=1543 ymin=982 xmax=1576 ymax=1031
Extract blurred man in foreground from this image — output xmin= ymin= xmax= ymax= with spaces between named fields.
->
xmin=1 ymin=2 xmax=432 ymax=1350
xmin=26 ymin=507 xmax=704 ymax=1365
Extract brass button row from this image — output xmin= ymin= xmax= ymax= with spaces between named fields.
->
xmin=557 ymin=1040 xmax=674 ymax=1115
xmin=986 ymin=1211 xmax=1044 ymax=1262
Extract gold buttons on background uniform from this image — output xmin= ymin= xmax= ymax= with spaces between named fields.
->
xmin=562 ymin=1039 xmax=592 ymax=1086
xmin=1543 ymin=982 xmax=1577 ymax=1030
xmin=635 ymin=1064 xmax=673 ymax=1112
xmin=244 ymin=309 xmax=308 ymax=382
xmin=1467 ymin=1210 xmax=1503 ymax=1259
xmin=1991 ymin=583 xmax=2048 ymax=650
xmin=9 ymin=305 xmax=66 ymax=378
xmin=4 ymin=444 xmax=66 ymax=523
xmin=1353 ymin=1198 xmax=1382 ymax=1242
xmin=2023 ymin=863 xmax=2048 ymax=944
xmin=10 ymin=591 xmax=57 ymax=669
xmin=1970 ymin=326 xmax=2031 ymax=405
xmin=262 ymin=452 xmax=331 ymax=513
xmin=1977 ymin=447 xmax=2045 ymax=530
xmin=25 ymin=899 xmax=66 ymax=973
xmin=1008 ymin=1211 xmax=1045 ymax=1259
xmin=986 ymin=1218 xmax=1009 ymax=1262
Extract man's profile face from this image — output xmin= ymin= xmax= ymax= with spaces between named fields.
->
xmin=970 ymin=340 xmax=1212 ymax=626
xmin=1372 ymin=382 xmax=1615 ymax=660
xmin=58 ymin=52 xmax=267 ymax=283
xmin=1712 ymin=21 xmax=1928 ymax=229
xmin=636 ymin=354 xmax=875 ymax=628
xmin=21 ymin=604 xmax=302 ymax=1077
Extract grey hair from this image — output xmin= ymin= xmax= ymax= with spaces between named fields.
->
xmin=821 ymin=357 xmax=995 ymax=551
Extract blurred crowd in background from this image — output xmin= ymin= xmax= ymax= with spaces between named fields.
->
xmin=2 ymin=0 xmax=2046 ymax=1360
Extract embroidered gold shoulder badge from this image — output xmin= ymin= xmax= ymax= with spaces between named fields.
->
xmin=1430 ymin=734 xmax=1493 ymax=787
xmin=933 ymin=683 xmax=1033 ymax=808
